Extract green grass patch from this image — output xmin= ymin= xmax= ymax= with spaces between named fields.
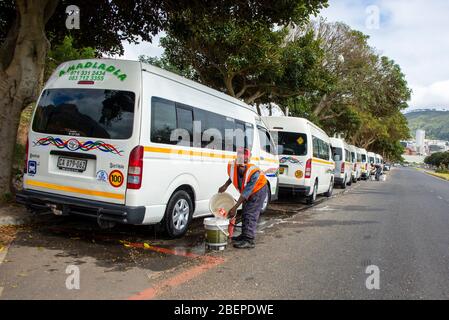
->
xmin=426 ymin=171 xmax=449 ymax=181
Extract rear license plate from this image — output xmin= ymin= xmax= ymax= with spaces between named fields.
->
xmin=57 ymin=157 xmax=87 ymax=173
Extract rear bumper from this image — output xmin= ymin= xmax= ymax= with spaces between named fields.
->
xmin=279 ymin=184 xmax=310 ymax=196
xmin=334 ymin=177 xmax=345 ymax=185
xmin=16 ymin=189 xmax=146 ymax=225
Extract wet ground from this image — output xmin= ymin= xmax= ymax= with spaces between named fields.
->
xmin=0 ymin=187 xmax=346 ymax=299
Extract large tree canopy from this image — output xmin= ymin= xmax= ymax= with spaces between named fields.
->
xmin=0 ymin=0 xmax=329 ymax=198
xmin=152 ymin=16 xmax=410 ymax=161
xmin=156 ymin=1 xmax=328 ymax=106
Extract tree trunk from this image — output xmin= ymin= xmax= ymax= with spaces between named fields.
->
xmin=0 ymin=0 xmax=58 ymax=198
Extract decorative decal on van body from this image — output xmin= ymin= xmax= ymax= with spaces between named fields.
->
xmin=58 ymin=61 xmax=127 ymax=82
xmin=279 ymin=156 xmax=302 ymax=165
xmin=264 ymin=168 xmax=278 ymax=178
xmin=34 ymin=137 xmax=123 ymax=156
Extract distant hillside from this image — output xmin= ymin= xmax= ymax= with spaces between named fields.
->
xmin=405 ymin=110 xmax=449 ymax=141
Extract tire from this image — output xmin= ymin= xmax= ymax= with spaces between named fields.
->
xmin=324 ymin=179 xmax=334 ymax=197
xmin=260 ymin=188 xmax=271 ymax=214
xmin=163 ymin=190 xmax=193 ymax=238
xmin=341 ymin=176 xmax=347 ymax=189
xmin=306 ymin=181 xmax=318 ymax=205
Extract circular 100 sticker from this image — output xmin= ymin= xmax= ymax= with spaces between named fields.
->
xmin=109 ymin=170 xmax=124 ymax=188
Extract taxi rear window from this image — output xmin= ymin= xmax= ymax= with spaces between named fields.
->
xmin=32 ymin=88 xmax=135 ymax=139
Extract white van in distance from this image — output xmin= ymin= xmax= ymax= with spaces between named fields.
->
xmin=17 ymin=59 xmax=279 ymax=238
xmin=357 ymin=147 xmax=369 ymax=180
xmin=262 ymin=116 xmax=335 ymax=204
xmin=330 ymin=138 xmax=353 ymax=189
xmin=348 ymin=145 xmax=361 ymax=183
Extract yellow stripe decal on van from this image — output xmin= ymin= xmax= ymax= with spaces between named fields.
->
xmin=25 ymin=180 xmax=125 ymax=200
xmin=144 ymin=146 xmax=236 ymax=159
xmin=312 ymin=158 xmax=334 ymax=166
xmin=144 ymin=146 xmax=279 ymax=164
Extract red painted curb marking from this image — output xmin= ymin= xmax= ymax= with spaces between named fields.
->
xmin=127 ymin=255 xmax=225 ymax=300
xmin=122 ymin=241 xmax=200 ymax=259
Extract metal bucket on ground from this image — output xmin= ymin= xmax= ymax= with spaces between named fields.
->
xmin=204 ymin=217 xmax=230 ymax=251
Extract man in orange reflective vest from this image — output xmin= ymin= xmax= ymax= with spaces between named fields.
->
xmin=218 ymin=147 xmax=268 ymax=249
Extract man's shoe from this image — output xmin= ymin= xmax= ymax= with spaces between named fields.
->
xmin=233 ymin=240 xmax=255 ymax=249
xmin=231 ymin=234 xmax=246 ymax=242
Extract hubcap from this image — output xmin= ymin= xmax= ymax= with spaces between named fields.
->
xmin=262 ymin=192 xmax=269 ymax=211
xmin=173 ymin=199 xmax=189 ymax=231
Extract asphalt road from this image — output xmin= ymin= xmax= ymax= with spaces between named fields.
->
xmin=1 ymin=167 xmax=449 ymax=299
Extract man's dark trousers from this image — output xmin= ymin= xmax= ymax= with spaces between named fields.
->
xmin=241 ymin=185 xmax=268 ymax=240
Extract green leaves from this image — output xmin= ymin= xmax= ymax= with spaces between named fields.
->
xmin=158 ymin=1 xmax=328 ymax=104
xmin=45 ymin=36 xmax=95 ymax=81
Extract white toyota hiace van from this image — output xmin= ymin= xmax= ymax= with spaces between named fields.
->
xmin=358 ymin=147 xmax=369 ymax=180
xmin=330 ymin=138 xmax=353 ymax=189
xmin=262 ymin=116 xmax=334 ymax=204
xmin=348 ymin=145 xmax=360 ymax=183
xmin=17 ymin=59 xmax=279 ymax=238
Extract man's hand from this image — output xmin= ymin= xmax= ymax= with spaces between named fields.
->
xmin=228 ymin=206 xmax=237 ymax=219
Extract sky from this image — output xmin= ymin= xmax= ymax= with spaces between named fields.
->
xmin=120 ymin=0 xmax=449 ymax=111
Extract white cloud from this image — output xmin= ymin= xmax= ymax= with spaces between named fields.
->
xmin=410 ymin=81 xmax=449 ymax=110
xmin=319 ymin=0 xmax=449 ymax=110
xmin=117 ymin=33 xmax=165 ymax=60
xmin=118 ymin=1 xmax=447 ymax=110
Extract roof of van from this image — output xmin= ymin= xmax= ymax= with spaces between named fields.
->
xmin=261 ymin=116 xmax=328 ymax=136
xmin=139 ymin=60 xmax=257 ymax=113
xmin=330 ymin=137 xmax=345 ymax=145
xmin=54 ymin=58 xmax=257 ymax=114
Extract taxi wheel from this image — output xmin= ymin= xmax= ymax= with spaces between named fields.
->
xmin=163 ymin=190 xmax=193 ymax=239
xmin=306 ymin=181 xmax=318 ymax=205
xmin=324 ymin=179 xmax=334 ymax=197
xmin=341 ymin=176 xmax=347 ymax=189
xmin=261 ymin=189 xmax=270 ymax=214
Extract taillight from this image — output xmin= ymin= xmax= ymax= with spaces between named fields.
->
xmin=24 ymin=137 xmax=29 ymax=173
xmin=305 ymin=159 xmax=312 ymax=179
xmin=365 ymin=163 xmax=368 ymax=170
xmin=341 ymin=162 xmax=345 ymax=173
xmin=127 ymin=145 xmax=144 ymax=190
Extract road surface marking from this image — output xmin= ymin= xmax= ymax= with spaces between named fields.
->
xmin=0 ymin=244 xmax=9 ymax=299
xmin=313 ymin=206 xmax=336 ymax=212
xmin=121 ymin=241 xmax=200 ymax=258
xmin=0 ymin=245 xmax=8 ymax=265
xmin=128 ymin=256 xmax=225 ymax=300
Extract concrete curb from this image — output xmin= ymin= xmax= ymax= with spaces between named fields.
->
xmin=424 ymin=171 xmax=449 ymax=181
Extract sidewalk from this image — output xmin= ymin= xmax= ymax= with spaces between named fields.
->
xmin=0 ymin=203 xmax=32 ymax=226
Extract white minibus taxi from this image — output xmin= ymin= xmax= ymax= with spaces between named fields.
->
xmin=17 ymin=59 xmax=279 ymax=238
xmin=348 ymin=145 xmax=361 ymax=183
xmin=367 ymin=152 xmax=376 ymax=174
xmin=357 ymin=147 xmax=369 ymax=180
xmin=330 ymin=138 xmax=353 ymax=188
xmin=262 ymin=116 xmax=335 ymax=204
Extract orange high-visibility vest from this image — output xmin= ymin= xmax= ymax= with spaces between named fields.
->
xmin=227 ymin=162 xmax=267 ymax=196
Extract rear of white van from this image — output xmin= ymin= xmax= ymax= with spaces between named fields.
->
xmin=17 ymin=59 xmax=146 ymax=225
xmin=359 ymin=148 xmax=369 ymax=180
xmin=262 ymin=117 xmax=312 ymax=197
